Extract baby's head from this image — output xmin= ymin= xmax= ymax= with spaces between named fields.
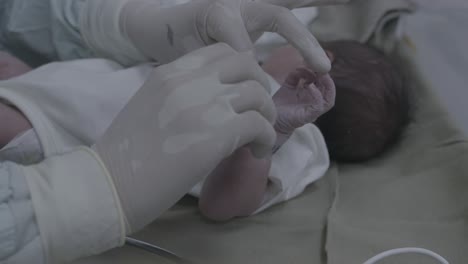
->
xmin=316 ymin=40 xmax=408 ymax=162
xmin=263 ymin=40 xmax=409 ymax=162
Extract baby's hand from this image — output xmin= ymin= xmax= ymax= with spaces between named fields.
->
xmin=272 ymin=68 xmax=335 ymax=135
xmin=0 ymin=52 xmax=32 ymax=80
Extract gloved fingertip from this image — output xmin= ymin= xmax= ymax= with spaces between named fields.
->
xmin=307 ymin=54 xmax=331 ymax=73
xmin=249 ymin=143 xmax=271 ymax=159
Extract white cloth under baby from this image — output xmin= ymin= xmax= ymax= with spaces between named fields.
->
xmin=0 ymin=58 xmax=329 ymax=215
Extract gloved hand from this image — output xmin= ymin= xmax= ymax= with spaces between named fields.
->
xmin=272 ymin=67 xmax=335 ymax=146
xmin=0 ymin=52 xmax=32 ymax=80
xmin=119 ymin=0 xmax=338 ymax=73
xmin=92 ymin=43 xmax=277 ymax=233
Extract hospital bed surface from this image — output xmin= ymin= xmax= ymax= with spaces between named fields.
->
xmin=74 ymin=8 xmax=468 ymax=264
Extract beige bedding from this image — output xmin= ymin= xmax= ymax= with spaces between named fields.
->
xmin=75 ymin=2 xmax=468 ymax=264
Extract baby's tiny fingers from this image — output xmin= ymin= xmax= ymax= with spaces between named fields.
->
xmin=317 ymin=74 xmax=336 ymax=109
xmin=304 ymin=82 xmax=325 ymax=104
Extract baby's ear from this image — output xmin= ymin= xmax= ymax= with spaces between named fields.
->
xmin=325 ymin=50 xmax=335 ymax=63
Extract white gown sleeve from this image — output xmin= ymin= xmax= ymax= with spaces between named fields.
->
xmin=79 ymin=0 xmax=191 ymax=66
xmin=0 ymin=148 xmax=127 ymax=264
xmin=79 ymin=0 xmax=184 ymax=66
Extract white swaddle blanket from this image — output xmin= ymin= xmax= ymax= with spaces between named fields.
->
xmin=0 ymin=58 xmax=329 ymax=214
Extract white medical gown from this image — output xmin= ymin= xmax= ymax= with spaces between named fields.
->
xmin=0 ymin=0 xmax=93 ymax=66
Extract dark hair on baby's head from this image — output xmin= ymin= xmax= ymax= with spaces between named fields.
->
xmin=315 ymin=40 xmax=409 ymax=162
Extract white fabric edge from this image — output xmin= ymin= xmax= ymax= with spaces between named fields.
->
xmin=22 ymin=147 xmax=126 ymax=264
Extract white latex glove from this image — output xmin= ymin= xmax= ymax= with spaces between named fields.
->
xmin=120 ymin=0 xmax=340 ymax=73
xmin=92 ymin=43 xmax=277 ymax=233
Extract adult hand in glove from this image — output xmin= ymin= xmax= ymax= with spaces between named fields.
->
xmin=92 ymin=43 xmax=277 ymax=233
xmin=119 ymin=0 xmax=349 ymax=73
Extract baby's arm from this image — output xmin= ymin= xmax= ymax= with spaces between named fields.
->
xmin=199 ymin=147 xmax=271 ymax=221
xmin=199 ymin=68 xmax=335 ymax=221
xmin=0 ymin=102 xmax=32 ymax=148
xmin=0 ymin=52 xmax=32 ymax=80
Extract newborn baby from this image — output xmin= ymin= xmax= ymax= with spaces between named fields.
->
xmin=0 ymin=41 xmax=407 ymax=222
xmin=200 ymin=40 xmax=408 ymax=221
